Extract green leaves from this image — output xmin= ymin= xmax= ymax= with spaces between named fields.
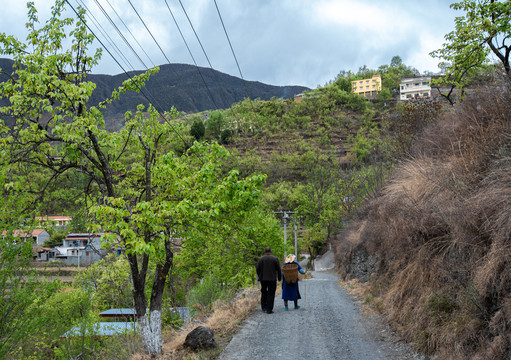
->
xmin=430 ymin=0 xmax=511 ymax=102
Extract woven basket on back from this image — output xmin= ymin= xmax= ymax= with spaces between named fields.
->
xmin=282 ymin=263 xmax=298 ymax=284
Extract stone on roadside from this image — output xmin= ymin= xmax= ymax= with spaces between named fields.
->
xmin=184 ymin=326 xmax=217 ymax=350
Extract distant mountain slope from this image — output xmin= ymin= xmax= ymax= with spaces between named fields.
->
xmin=0 ymin=58 xmax=309 ymax=119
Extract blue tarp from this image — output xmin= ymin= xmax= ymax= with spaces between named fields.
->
xmin=61 ymin=322 xmax=138 ymax=338
xmin=99 ymin=308 xmax=136 ymax=317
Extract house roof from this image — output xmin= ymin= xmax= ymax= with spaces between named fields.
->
xmin=65 ymin=233 xmax=104 ymax=239
xmin=36 ymin=215 xmax=73 ymax=221
xmin=99 ymin=309 xmax=136 ymax=317
xmin=2 ymin=229 xmax=47 ymax=237
xmin=98 ymin=307 xmax=190 ymax=322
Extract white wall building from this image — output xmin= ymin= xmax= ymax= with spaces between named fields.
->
xmin=400 ymin=77 xmax=432 ymax=100
xmin=54 ymin=233 xmax=106 ymax=265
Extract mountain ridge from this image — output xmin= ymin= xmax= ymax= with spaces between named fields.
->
xmin=0 ymin=58 xmax=309 ymax=126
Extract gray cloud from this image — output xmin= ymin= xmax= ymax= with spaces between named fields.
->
xmin=1 ymin=0 xmax=458 ymax=88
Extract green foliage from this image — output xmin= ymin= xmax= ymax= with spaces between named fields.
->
xmin=206 ymin=110 xmax=227 ymax=141
xmin=378 ymin=56 xmax=419 ymax=95
xmin=220 ymin=128 xmax=233 ymax=144
xmin=299 ymin=223 xmax=327 ymax=265
xmin=261 ymin=181 xmax=299 ymax=212
xmin=0 ymin=163 xmax=57 ymax=358
xmin=73 ymin=254 xmax=134 ymax=310
xmin=177 ymin=203 xmax=283 ymax=289
xmin=190 ymin=119 xmax=205 ymax=141
xmin=186 ymin=274 xmax=231 ymax=310
xmin=430 ymin=0 xmax=511 ymax=102
xmin=44 ymin=231 xmax=67 ymax=248
xmin=333 ymin=70 xmax=354 ymax=92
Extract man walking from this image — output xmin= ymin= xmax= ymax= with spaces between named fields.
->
xmin=256 ymin=247 xmax=282 ymax=314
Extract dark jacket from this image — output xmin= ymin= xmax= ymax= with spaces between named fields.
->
xmin=256 ymin=254 xmax=282 ymax=282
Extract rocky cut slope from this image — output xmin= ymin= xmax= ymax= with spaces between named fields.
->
xmin=334 ymin=74 xmax=511 ymax=359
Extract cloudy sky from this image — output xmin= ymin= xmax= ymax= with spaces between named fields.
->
xmin=1 ymin=0 xmax=459 ymax=88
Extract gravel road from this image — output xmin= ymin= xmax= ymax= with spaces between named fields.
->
xmin=219 ymin=271 xmax=420 ymax=360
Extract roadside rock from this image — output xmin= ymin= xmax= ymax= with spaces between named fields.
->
xmin=184 ymin=326 xmax=217 ymax=350
xmin=348 ymin=243 xmax=378 ymax=282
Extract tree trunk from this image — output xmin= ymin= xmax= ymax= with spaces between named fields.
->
xmin=129 ymin=239 xmax=173 ymax=355
xmin=138 ymin=310 xmax=163 ymax=355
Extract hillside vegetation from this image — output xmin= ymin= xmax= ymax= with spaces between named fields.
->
xmin=335 ymin=74 xmax=511 ymax=359
xmin=0 ymin=58 xmax=309 ymax=130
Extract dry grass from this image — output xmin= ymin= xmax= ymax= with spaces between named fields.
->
xmin=128 ymin=288 xmax=260 ymax=360
xmin=334 ymin=74 xmax=511 ymax=358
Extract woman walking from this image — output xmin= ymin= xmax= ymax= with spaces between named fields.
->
xmin=281 ymin=254 xmax=306 ymax=310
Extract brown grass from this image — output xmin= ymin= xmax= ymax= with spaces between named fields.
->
xmin=130 ymin=288 xmax=260 ymax=360
xmin=334 ymin=74 xmax=511 ymax=358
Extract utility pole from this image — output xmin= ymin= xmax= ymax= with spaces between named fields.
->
xmin=274 ymin=211 xmax=297 ymax=257
xmin=294 ymin=217 xmax=298 ymax=258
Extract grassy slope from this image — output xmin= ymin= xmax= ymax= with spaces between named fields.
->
xmin=335 ymin=76 xmax=511 ymax=359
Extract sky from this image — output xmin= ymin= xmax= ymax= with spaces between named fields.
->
xmin=0 ymin=0 xmax=459 ymax=89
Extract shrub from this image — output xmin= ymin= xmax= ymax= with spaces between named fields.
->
xmin=190 ymin=119 xmax=205 ymax=141
xmin=220 ymin=129 xmax=233 ymax=144
xmin=186 ymin=274 xmax=231 ymax=312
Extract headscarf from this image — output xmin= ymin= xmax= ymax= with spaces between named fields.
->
xmin=284 ymin=254 xmax=296 ymax=264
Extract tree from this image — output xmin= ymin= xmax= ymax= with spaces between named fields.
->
xmin=0 ymin=1 xmax=272 ymax=355
xmin=206 ymin=110 xmax=227 ymax=141
xmin=0 ymin=163 xmax=57 ymax=358
xmin=190 ymin=118 xmax=205 ymax=141
xmin=390 ymin=55 xmax=404 ymax=67
xmin=430 ymin=0 xmax=511 ymax=102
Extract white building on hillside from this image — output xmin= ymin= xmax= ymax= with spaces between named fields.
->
xmin=400 ymin=77 xmax=432 ymax=100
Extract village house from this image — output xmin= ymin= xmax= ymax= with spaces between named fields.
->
xmin=3 ymin=228 xmax=50 ymax=246
xmin=294 ymin=93 xmax=304 ymax=102
xmin=399 ymin=76 xmax=432 ymax=100
xmin=352 ymin=74 xmax=382 ymax=98
xmin=53 ymin=233 xmax=107 ymax=265
xmin=35 ymin=215 xmax=72 ymax=230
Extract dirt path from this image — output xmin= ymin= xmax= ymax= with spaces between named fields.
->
xmin=219 ymin=271 xmax=421 ymax=360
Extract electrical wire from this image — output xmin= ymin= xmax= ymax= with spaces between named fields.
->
xmin=126 ymin=0 xmax=201 ymax=112
xmin=177 ymin=0 xmax=231 ymax=108
xmin=213 ymin=0 xmax=244 ymax=81
xmin=103 ymin=0 xmax=156 ymax=68
xmin=91 ymin=0 xmax=149 ymax=69
xmin=65 ymin=0 xmax=191 ymax=149
xmin=212 ymin=0 xmax=255 ymax=109
xmin=164 ymin=0 xmax=219 ymax=110
xmin=76 ymin=0 xmax=136 ymax=71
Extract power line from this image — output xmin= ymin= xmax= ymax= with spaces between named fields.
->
xmin=164 ymin=0 xmax=219 ymax=110
xmin=213 ymin=0 xmax=244 ymax=81
xmin=126 ymin=0 xmax=201 ymax=112
xmin=126 ymin=0 xmax=171 ymax=66
xmin=177 ymin=0 xmax=231 ymax=109
xmin=65 ymin=0 xmax=191 ymax=150
xmin=76 ymin=0 xmax=136 ymax=71
xmin=213 ymin=0 xmax=254 ymax=109
xmin=103 ymin=0 xmax=156 ymax=68
xmin=91 ymin=0 xmax=148 ymax=69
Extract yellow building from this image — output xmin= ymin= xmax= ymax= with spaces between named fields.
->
xmin=351 ymin=74 xmax=382 ymax=98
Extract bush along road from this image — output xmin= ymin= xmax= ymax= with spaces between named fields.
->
xmin=219 ymin=271 xmax=423 ymax=360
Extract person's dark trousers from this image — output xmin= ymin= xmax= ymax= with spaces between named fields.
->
xmin=260 ymin=280 xmax=277 ymax=313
